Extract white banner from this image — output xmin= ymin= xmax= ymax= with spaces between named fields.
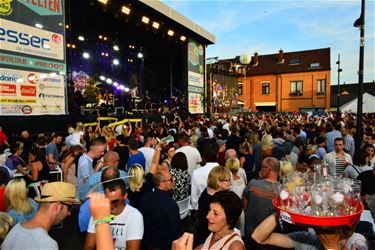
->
xmin=0 ymin=18 xmax=64 ymax=60
xmin=188 ymin=70 xmax=204 ymax=88
xmin=188 ymin=92 xmax=203 ymax=114
xmin=0 ymin=68 xmax=65 ymax=115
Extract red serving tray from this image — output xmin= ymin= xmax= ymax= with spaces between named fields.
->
xmin=272 ymin=196 xmax=364 ymax=227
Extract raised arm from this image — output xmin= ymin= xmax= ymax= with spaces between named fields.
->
xmin=251 ymin=213 xmax=293 ymax=248
xmin=149 ymin=141 xmax=163 ymax=174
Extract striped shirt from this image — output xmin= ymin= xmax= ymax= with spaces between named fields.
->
xmin=335 ymin=156 xmax=346 ymax=176
xmin=77 ymin=154 xmax=94 ymax=193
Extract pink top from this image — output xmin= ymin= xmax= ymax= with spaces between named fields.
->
xmin=202 ymin=231 xmax=244 ymax=250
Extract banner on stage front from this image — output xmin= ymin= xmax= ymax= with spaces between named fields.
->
xmin=188 ymin=92 xmax=203 ymax=114
xmin=0 ymin=68 xmax=65 ymax=115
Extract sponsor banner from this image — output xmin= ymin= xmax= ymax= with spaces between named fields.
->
xmin=17 ymin=0 xmax=63 ymax=16
xmin=0 ymin=52 xmax=65 ymax=72
xmin=0 ymin=18 xmax=64 ymax=60
xmin=0 ymin=67 xmax=66 ymax=115
xmin=188 ymin=71 xmax=204 ymax=88
xmin=188 ymin=92 xmax=204 ymax=114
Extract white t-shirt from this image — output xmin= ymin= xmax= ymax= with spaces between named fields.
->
xmin=88 ymin=205 xmax=144 ymax=249
xmin=138 ymin=147 xmax=155 ymax=174
xmin=115 ymin=125 xmax=127 ymax=136
xmin=176 ymin=145 xmax=202 ymax=174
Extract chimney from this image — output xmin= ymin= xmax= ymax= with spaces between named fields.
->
xmin=253 ymin=52 xmax=259 ymax=66
xmin=278 ymin=49 xmax=284 ymax=64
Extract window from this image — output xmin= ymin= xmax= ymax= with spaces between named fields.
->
xmin=290 ymin=59 xmax=300 ymax=65
xmin=317 ymin=79 xmax=326 ymax=95
xmin=262 ymin=82 xmax=270 ymax=95
xmin=290 ymin=81 xmax=303 ymax=96
xmin=238 ymin=83 xmax=243 ymax=95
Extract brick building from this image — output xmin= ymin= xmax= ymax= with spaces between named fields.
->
xmin=208 ymin=48 xmax=331 ymax=112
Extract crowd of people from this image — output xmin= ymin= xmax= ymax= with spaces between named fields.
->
xmin=0 ymin=111 xmax=374 ymax=249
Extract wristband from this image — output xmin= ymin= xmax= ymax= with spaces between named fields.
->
xmin=94 ymin=215 xmax=115 ymax=226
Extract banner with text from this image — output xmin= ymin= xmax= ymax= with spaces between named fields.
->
xmin=187 ymin=39 xmax=204 ymax=114
xmin=0 ymin=0 xmax=66 ymax=115
xmin=0 ymin=68 xmax=66 ymax=115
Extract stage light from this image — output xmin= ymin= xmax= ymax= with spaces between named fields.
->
xmin=141 ymin=16 xmax=150 ymax=24
xmin=65 ymin=24 xmax=69 ymax=29
xmin=97 ymin=0 xmax=108 ymax=5
xmin=105 ymin=53 xmax=109 ymax=57
xmin=67 ymin=43 xmax=71 ymax=47
xmin=119 ymin=85 xmax=125 ymax=90
xmin=113 ymin=82 xmax=119 ymax=87
xmin=99 ymin=35 xmax=103 ymax=39
xmin=99 ymin=75 xmax=106 ymax=81
xmin=106 ymin=78 xmax=113 ymax=84
xmin=58 ymin=22 xmax=63 ymax=26
xmin=113 ymin=45 xmax=119 ymax=51
xmin=83 ymin=52 xmax=90 ymax=59
xmin=78 ymin=36 xmax=85 ymax=41
xmin=35 ymin=23 xmax=43 ymax=29
xmin=137 ymin=52 xmax=143 ymax=59
xmin=71 ymin=44 xmax=76 ymax=49
xmin=124 ymin=87 xmax=130 ymax=92
xmin=101 ymin=52 xmax=105 ymax=56
xmin=121 ymin=6 xmax=130 ymax=15
xmin=104 ymin=37 xmax=108 ymax=41
xmin=180 ymin=35 xmax=186 ymax=42
xmin=152 ymin=21 xmax=160 ymax=29
xmin=113 ymin=59 xmax=119 ymax=65
xmin=167 ymin=30 xmax=174 ymax=36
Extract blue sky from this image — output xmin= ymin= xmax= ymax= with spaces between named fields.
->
xmin=161 ymin=0 xmax=374 ymax=85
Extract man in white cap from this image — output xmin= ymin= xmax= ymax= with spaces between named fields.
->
xmin=2 ymin=182 xmax=80 ymax=249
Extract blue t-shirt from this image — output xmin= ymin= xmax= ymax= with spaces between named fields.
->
xmin=5 ymin=155 xmax=22 ymax=171
xmin=8 ymin=198 xmax=39 ymax=224
xmin=46 ymin=142 xmax=59 ymax=162
xmin=127 ymin=152 xmax=145 ymax=171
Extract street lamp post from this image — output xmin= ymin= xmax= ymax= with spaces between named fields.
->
xmin=354 ymin=0 xmax=365 ymax=152
xmin=336 ymin=54 xmax=343 ymax=114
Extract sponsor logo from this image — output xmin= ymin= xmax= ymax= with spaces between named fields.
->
xmin=38 ymin=92 xmax=64 ymax=99
xmin=0 ymin=72 xmax=21 ymax=82
xmin=17 ymin=0 xmax=63 ymax=16
xmin=20 ymin=85 xmax=36 ymax=96
xmin=0 ymin=0 xmax=12 ymax=16
xmin=38 ymin=84 xmax=62 ymax=90
xmin=21 ymin=105 xmax=32 ymax=114
xmin=280 ymin=211 xmax=292 ymax=224
xmin=0 ymin=83 xmax=16 ymax=94
xmin=0 ymin=27 xmax=50 ymax=49
xmin=0 ymin=19 xmax=64 ymax=60
xmin=27 ymin=73 xmax=38 ymax=84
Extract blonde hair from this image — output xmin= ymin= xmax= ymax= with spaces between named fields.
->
xmin=225 ymin=157 xmax=240 ymax=173
xmin=279 ymin=161 xmax=294 ymax=179
xmin=128 ymin=164 xmax=145 ymax=192
xmin=307 ymin=144 xmax=317 ymax=154
xmin=4 ymin=178 xmax=32 ymax=214
xmin=261 ymin=134 xmax=273 ymax=150
xmin=0 ymin=212 xmax=15 ymax=243
xmin=207 ymin=166 xmax=231 ymax=190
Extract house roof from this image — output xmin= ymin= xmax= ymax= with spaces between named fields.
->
xmin=330 ymin=81 xmax=375 ymax=107
xmin=217 ymin=48 xmax=330 ymax=76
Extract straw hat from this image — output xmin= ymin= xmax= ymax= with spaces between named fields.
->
xmin=34 ymin=182 xmax=80 ymax=204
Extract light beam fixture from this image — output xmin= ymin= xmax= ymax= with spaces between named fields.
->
xmin=167 ymin=30 xmax=174 ymax=36
xmin=121 ymin=6 xmax=131 ymax=15
xmin=152 ymin=21 xmax=160 ymax=29
xmin=142 ymin=16 xmax=150 ymax=24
